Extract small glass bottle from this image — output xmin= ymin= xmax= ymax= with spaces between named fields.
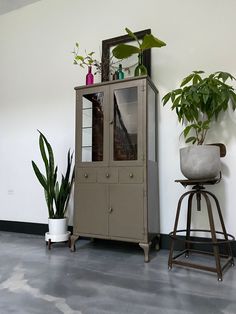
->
xmin=86 ymin=66 xmax=94 ymax=85
xmin=113 ymin=70 xmax=119 ymax=80
xmin=118 ymin=64 xmax=124 ymax=80
xmin=134 ymin=53 xmax=147 ymax=76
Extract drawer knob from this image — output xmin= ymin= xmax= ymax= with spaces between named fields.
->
xmin=108 ymin=207 xmax=113 ymax=213
xmin=106 ymin=173 xmax=110 ymax=178
xmin=129 ymin=173 xmax=134 ymax=178
xmin=84 ymin=173 xmax=88 ymax=178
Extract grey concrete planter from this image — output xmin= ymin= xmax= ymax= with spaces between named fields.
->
xmin=180 ymin=145 xmax=221 ymax=180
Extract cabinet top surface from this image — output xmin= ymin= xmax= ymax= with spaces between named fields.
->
xmin=74 ymin=75 xmax=158 ymax=93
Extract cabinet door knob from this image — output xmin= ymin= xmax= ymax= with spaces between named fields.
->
xmin=108 ymin=207 xmax=113 ymax=213
xmin=106 ymin=173 xmax=110 ymax=178
xmin=109 ymin=120 xmax=114 ymax=125
xmin=129 ymin=173 xmax=134 ymax=178
xmin=84 ymin=173 xmax=88 ymax=178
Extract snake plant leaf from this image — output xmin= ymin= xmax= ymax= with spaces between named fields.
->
xmin=112 ymin=44 xmax=140 ymax=59
xmin=53 ymin=166 xmax=58 ymax=186
xmin=39 ymin=134 xmax=48 ymax=170
xmin=38 ymin=131 xmax=55 ymax=180
xmin=38 ymin=131 xmax=55 ymax=192
xmin=40 ymin=132 xmax=54 ymax=170
xmin=140 ymin=34 xmax=166 ymax=50
xmin=32 ymin=161 xmax=47 ymax=190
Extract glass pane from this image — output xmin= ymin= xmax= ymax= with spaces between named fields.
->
xmin=81 ymin=92 xmax=104 ymax=162
xmin=82 ymin=108 xmax=92 ymax=128
xmin=148 ymin=85 xmax=156 ymax=161
xmin=82 ymin=127 xmax=92 ymax=147
xmin=82 ymin=147 xmax=92 ymax=162
xmin=113 ymin=87 xmax=138 ymax=161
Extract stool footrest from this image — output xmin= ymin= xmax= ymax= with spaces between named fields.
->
xmin=169 ymin=229 xmax=235 ymax=244
xmin=171 ymin=249 xmax=234 ymax=275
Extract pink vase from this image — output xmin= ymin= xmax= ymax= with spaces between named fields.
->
xmin=86 ymin=66 xmax=94 ymax=85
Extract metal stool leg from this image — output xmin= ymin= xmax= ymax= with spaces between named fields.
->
xmin=185 ymin=193 xmax=194 ymax=258
xmin=203 ymin=192 xmax=222 ymax=281
xmin=207 ymin=191 xmax=234 ymax=265
xmin=168 ymin=191 xmax=193 ymax=269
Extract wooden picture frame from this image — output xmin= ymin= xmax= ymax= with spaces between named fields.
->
xmin=101 ymin=29 xmax=151 ymax=82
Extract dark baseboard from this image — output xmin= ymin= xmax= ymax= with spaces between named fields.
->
xmin=0 ymin=220 xmax=235 ymax=256
xmin=0 ymin=220 xmax=73 ymax=235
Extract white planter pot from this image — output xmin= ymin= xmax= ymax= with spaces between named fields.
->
xmin=48 ymin=218 xmax=67 ymax=235
xmin=180 ymin=145 xmax=221 ymax=180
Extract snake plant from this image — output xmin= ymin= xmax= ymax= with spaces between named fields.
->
xmin=32 ymin=131 xmax=75 ymax=219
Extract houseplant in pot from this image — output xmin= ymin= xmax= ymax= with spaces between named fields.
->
xmin=32 ymin=131 xmax=75 ymax=246
xmin=162 ymin=71 xmax=236 ymax=179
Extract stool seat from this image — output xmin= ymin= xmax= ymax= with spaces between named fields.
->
xmin=175 ymin=175 xmax=221 ymax=187
xmin=168 ymin=177 xmax=235 ymax=281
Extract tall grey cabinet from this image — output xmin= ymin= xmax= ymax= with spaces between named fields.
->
xmin=71 ymin=76 xmax=159 ymax=262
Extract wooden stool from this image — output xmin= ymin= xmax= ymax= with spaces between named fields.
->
xmin=168 ymin=177 xmax=235 ymax=281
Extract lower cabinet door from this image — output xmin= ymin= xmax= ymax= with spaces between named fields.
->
xmin=74 ymin=183 xmax=109 ymax=236
xmin=109 ymin=184 xmax=144 ymax=240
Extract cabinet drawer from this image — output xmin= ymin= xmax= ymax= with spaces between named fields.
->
xmin=119 ymin=167 xmax=143 ymax=183
xmin=77 ymin=168 xmax=96 ymax=183
xmin=97 ymin=168 xmax=118 ymax=183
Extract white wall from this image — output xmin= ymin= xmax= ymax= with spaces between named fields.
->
xmin=0 ymin=0 xmax=236 ymax=234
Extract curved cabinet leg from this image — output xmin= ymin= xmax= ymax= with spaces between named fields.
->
xmin=68 ymin=235 xmax=71 ymax=248
xmin=139 ymin=242 xmax=150 ymax=263
xmin=48 ymin=239 xmax=52 ymax=250
xmin=70 ymin=235 xmax=80 ymax=252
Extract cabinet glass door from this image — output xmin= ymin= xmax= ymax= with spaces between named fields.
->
xmin=81 ymin=92 xmax=104 ymax=162
xmin=113 ymin=86 xmax=138 ymax=161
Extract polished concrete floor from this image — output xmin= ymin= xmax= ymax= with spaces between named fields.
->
xmin=0 ymin=232 xmax=236 ymax=314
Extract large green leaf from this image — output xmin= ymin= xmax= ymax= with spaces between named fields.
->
xmin=162 ymin=92 xmax=171 ymax=106
xmin=140 ymin=34 xmax=166 ymax=50
xmin=180 ymin=74 xmax=194 ymax=87
xmin=183 ymin=125 xmax=193 ymax=138
xmin=185 ymin=136 xmax=196 ymax=143
xmin=112 ymin=44 xmax=140 ymax=59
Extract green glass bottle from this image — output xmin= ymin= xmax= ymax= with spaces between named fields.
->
xmin=118 ymin=64 xmax=124 ymax=80
xmin=134 ymin=53 xmax=147 ymax=76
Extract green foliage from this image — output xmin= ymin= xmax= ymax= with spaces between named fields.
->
xmin=112 ymin=28 xmax=166 ymax=60
xmin=32 ymin=131 xmax=75 ymax=219
xmin=162 ymin=71 xmax=236 ymax=145
xmin=72 ymin=42 xmax=101 ymax=75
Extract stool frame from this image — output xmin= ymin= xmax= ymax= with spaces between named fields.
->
xmin=168 ymin=179 xmax=235 ymax=281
